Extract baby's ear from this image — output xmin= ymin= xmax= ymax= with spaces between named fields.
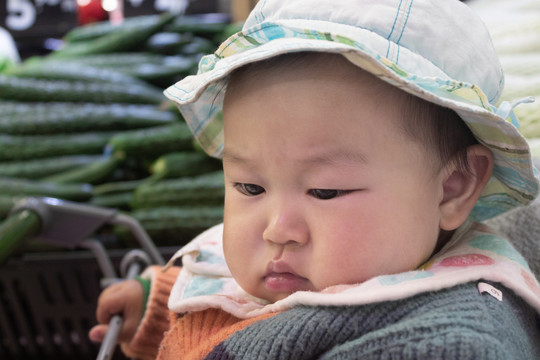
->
xmin=439 ymin=145 xmax=494 ymax=230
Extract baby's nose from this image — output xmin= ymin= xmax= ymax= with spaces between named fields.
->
xmin=262 ymin=202 xmax=309 ymax=246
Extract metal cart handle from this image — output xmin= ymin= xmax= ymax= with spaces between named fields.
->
xmin=96 ymin=249 xmax=152 ymax=360
xmin=5 ymin=196 xmax=165 ymax=265
xmin=2 ymin=197 xmax=167 ymax=359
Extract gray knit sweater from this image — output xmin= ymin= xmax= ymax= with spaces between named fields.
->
xmin=206 ymin=281 xmax=540 ymax=359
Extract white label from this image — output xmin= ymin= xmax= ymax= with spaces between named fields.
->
xmin=478 ymin=282 xmax=503 ymax=302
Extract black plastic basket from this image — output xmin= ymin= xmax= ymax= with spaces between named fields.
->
xmin=0 ymin=247 xmax=176 ymax=360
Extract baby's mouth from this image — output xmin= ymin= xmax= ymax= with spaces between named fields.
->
xmin=264 ymin=261 xmax=309 ymax=293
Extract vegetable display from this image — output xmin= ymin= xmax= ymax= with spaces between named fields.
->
xmin=0 ymin=13 xmax=237 ymax=254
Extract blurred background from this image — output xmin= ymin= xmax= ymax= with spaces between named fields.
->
xmin=468 ymin=0 xmax=540 ymax=159
xmin=0 ymin=0 xmax=538 ymax=359
xmin=0 ymin=0 xmax=235 ymax=59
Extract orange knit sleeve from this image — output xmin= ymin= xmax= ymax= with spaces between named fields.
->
xmin=157 ymin=308 xmax=277 ymax=359
xmin=121 ymin=265 xmax=181 ymax=360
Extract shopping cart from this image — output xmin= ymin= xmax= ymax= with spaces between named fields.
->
xmin=0 ymin=197 xmax=168 ymax=360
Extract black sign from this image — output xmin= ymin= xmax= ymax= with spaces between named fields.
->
xmin=1 ymin=0 xmax=78 ymax=40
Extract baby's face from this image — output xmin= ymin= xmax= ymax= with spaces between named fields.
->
xmin=221 ymin=58 xmax=446 ymax=302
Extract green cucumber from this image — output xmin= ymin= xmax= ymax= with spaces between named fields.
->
xmin=42 ymin=156 xmax=121 ymax=184
xmin=50 ymin=12 xmax=175 ymax=58
xmin=119 ymin=55 xmax=197 ymax=82
xmin=131 ymin=171 xmax=224 ymax=209
xmin=92 ymin=152 xmax=220 ymax=195
xmin=0 ymin=177 xmax=93 ymax=201
xmin=0 ymin=131 xmax=116 ymax=161
xmin=0 ymin=210 xmax=42 ymax=264
xmin=4 ymin=60 xmax=146 ymax=86
xmin=0 ymin=100 xmax=38 ymax=114
xmin=0 ymin=100 xmax=88 ymax=115
xmin=61 ymin=52 xmax=166 ymax=68
xmin=55 ymin=53 xmax=197 ymax=82
xmin=93 ymin=179 xmax=148 ymax=196
xmin=107 ymin=123 xmax=194 ymax=159
xmin=0 ymin=103 xmax=177 ymax=135
xmin=150 ymin=151 xmax=221 ymax=180
xmin=89 ymin=191 xmax=133 ymax=210
xmin=0 ymin=76 xmax=164 ymax=104
xmin=129 ymin=206 xmax=224 ymax=227
xmin=64 ymin=14 xmax=168 ymax=43
xmin=65 ymin=53 xmax=196 ymax=82
xmin=0 ymin=155 xmax=102 ymax=179
xmin=115 ymin=205 xmax=223 ymax=245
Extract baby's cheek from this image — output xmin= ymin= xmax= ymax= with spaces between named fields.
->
xmin=310 ymin=246 xmax=370 ymax=289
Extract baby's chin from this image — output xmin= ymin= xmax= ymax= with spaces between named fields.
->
xmin=258 ymin=286 xmax=365 ymax=304
xmin=241 ymin=283 xmax=302 ymax=303
xmin=246 ymin=288 xmax=295 ymax=304
xmin=252 ymin=279 xmax=376 ymax=302
xmin=247 ymin=281 xmax=320 ymax=303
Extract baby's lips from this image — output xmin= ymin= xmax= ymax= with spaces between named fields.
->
xmin=264 ymin=271 xmax=309 ymax=293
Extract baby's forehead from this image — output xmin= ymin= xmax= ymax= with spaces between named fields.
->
xmin=225 ymin=59 xmax=444 ymax=145
xmin=225 ymin=52 xmax=405 ymax=110
xmin=225 ymin=53 xmax=434 ymax=130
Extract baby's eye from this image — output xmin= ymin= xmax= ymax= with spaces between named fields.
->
xmin=308 ymin=189 xmax=351 ymax=200
xmin=234 ymin=183 xmax=265 ymax=196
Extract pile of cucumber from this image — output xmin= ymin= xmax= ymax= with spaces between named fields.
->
xmin=0 ymin=12 xmax=240 ymax=251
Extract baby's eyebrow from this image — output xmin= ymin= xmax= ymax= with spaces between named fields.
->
xmin=222 ymin=149 xmax=264 ymax=168
xmin=302 ymin=149 xmax=368 ymax=167
xmin=222 ymin=148 xmax=368 ymax=167
xmin=222 ymin=149 xmax=249 ymax=165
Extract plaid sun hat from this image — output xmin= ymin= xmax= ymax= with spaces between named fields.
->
xmin=164 ymin=0 xmax=540 ymax=221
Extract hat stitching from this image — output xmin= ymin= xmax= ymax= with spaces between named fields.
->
xmin=395 ymin=0 xmax=414 ymax=64
xmin=494 ymin=71 xmax=504 ymax=104
xmin=253 ymin=0 xmax=268 ymax=24
xmin=396 ymin=0 xmax=414 ymax=45
xmin=386 ymin=0 xmax=414 ymax=63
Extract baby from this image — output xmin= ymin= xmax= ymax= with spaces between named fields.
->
xmin=90 ymin=1 xmax=540 ymax=359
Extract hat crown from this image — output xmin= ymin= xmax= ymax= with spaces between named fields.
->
xmin=245 ymin=0 xmax=504 ymax=103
